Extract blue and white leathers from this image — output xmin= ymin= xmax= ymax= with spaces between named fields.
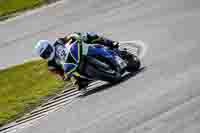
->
xmin=63 ymin=41 xmax=81 ymax=75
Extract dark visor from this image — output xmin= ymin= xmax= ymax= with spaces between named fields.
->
xmin=40 ymin=45 xmax=53 ymax=59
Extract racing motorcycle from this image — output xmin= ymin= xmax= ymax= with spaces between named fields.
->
xmin=71 ymin=40 xmax=146 ymax=89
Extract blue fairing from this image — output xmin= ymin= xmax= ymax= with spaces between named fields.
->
xmin=87 ymin=45 xmax=113 ymax=59
xmin=64 ymin=42 xmax=115 ymax=75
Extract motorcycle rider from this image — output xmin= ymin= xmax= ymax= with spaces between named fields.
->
xmin=34 ymin=32 xmax=119 ymax=91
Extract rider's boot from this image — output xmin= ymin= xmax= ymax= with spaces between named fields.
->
xmin=74 ymin=77 xmax=90 ymax=94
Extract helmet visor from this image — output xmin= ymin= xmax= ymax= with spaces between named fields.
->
xmin=40 ymin=45 xmax=53 ymax=59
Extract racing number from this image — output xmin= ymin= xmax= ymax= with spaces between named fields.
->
xmin=58 ymin=47 xmax=68 ymax=60
xmin=60 ymin=50 xmax=67 ymax=57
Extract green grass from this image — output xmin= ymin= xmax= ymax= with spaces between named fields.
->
xmin=0 ymin=0 xmax=44 ymax=18
xmin=0 ymin=59 xmax=65 ymax=126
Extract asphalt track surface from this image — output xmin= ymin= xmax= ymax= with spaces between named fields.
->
xmin=1 ymin=0 xmax=200 ymax=132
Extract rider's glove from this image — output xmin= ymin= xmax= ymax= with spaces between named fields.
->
xmin=112 ymin=41 xmax=119 ymax=49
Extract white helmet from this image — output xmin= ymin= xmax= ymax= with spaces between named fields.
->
xmin=35 ymin=40 xmax=55 ymax=61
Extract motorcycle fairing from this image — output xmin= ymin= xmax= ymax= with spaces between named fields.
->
xmin=87 ymin=45 xmax=113 ymax=58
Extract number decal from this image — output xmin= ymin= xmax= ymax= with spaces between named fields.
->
xmin=57 ymin=46 xmax=68 ymax=60
xmin=60 ymin=50 xmax=66 ymax=57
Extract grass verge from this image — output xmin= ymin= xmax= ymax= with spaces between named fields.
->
xmin=0 ymin=59 xmax=65 ymax=126
xmin=0 ymin=0 xmax=57 ymax=21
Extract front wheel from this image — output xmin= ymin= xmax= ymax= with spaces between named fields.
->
xmin=126 ymin=54 xmax=141 ymax=72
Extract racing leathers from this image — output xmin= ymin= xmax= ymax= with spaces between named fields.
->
xmin=47 ymin=32 xmax=118 ymax=90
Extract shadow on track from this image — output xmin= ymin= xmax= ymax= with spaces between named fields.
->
xmin=80 ymin=67 xmax=147 ymax=97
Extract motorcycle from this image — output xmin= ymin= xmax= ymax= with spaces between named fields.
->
xmin=70 ymin=40 xmax=146 ymax=90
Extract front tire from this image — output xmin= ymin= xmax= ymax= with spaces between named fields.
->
xmin=126 ymin=54 xmax=141 ymax=72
